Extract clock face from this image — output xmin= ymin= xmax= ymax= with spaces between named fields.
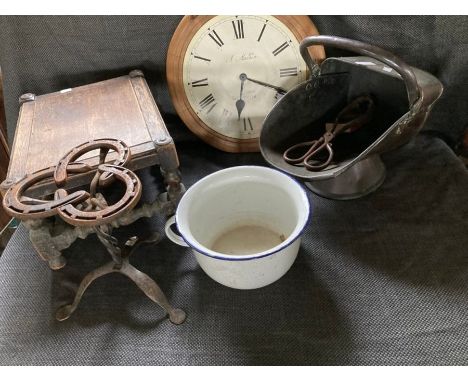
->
xmin=182 ymin=16 xmax=308 ymax=140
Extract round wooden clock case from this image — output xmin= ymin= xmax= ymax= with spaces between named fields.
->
xmin=167 ymin=15 xmax=325 ymax=152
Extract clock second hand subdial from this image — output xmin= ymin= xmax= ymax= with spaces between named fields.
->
xmin=236 ymin=74 xmax=247 ymax=120
xmin=244 ymin=74 xmax=287 ymax=95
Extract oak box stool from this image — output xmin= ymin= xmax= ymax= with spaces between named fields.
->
xmin=0 ymin=70 xmax=186 ymax=323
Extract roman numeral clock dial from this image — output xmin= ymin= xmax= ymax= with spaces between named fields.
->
xmin=167 ymin=15 xmax=325 ymax=152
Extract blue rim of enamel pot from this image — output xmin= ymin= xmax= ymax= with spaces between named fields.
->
xmin=175 ymin=166 xmax=311 ymax=261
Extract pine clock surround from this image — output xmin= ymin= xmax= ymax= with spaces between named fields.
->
xmin=167 ymin=15 xmax=325 ymax=152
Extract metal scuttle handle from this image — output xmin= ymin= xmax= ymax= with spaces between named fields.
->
xmin=299 ymin=35 xmax=422 ymax=109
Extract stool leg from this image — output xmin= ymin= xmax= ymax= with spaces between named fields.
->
xmin=26 ymin=220 xmax=67 ymax=270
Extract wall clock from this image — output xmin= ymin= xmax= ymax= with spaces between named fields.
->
xmin=167 ymin=15 xmax=325 ymax=152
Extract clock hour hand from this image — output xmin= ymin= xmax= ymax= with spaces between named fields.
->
xmin=244 ymin=75 xmax=287 ymax=95
xmin=235 ymin=74 xmax=247 ymax=120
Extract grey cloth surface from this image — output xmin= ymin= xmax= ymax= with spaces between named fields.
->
xmin=0 ymin=133 xmax=467 ymax=365
xmin=0 ymin=16 xmax=467 ymax=146
xmin=0 ymin=15 xmax=467 ymax=366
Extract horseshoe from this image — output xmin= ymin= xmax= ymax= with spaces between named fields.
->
xmin=2 ymin=165 xmax=90 ymax=220
xmin=56 ymin=164 xmax=142 ymax=227
xmin=2 ymin=140 xmax=140 ymax=227
xmin=54 ymin=138 xmax=131 ymax=187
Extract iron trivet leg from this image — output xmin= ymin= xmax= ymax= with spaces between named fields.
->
xmin=55 ymin=228 xmax=186 ymax=324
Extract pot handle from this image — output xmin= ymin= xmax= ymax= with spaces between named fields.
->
xmin=300 ymin=35 xmax=421 ymax=107
xmin=165 ymin=215 xmax=189 ymax=247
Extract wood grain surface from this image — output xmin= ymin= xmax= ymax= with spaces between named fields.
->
xmin=5 ymin=72 xmax=170 ymax=197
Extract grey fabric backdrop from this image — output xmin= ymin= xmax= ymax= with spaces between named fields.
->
xmin=0 ymin=16 xmax=467 ymax=146
xmin=0 ymin=16 xmax=467 ymax=365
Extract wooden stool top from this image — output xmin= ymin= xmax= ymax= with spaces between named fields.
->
xmin=2 ymin=70 xmax=177 ymax=197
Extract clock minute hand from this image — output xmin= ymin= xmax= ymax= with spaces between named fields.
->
xmin=244 ymin=75 xmax=287 ymax=95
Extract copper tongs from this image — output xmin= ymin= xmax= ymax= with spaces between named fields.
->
xmin=283 ymin=95 xmax=375 ymax=171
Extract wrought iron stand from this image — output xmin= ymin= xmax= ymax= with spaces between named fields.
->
xmin=3 ymin=139 xmax=186 ymax=323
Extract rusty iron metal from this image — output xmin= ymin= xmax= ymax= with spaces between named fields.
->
xmin=283 ymin=95 xmax=374 ymax=171
xmin=56 ymin=165 xmax=142 ymax=227
xmin=2 ymin=139 xmax=186 ymax=324
xmin=55 ymin=227 xmax=185 ymax=324
xmin=3 ymin=165 xmax=90 ymax=219
xmin=54 ymin=138 xmax=131 ymax=187
xmin=3 ymin=139 xmax=141 ymax=226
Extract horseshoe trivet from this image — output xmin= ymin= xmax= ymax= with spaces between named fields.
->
xmin=2 ymin=139 xmax=186 ymax=324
